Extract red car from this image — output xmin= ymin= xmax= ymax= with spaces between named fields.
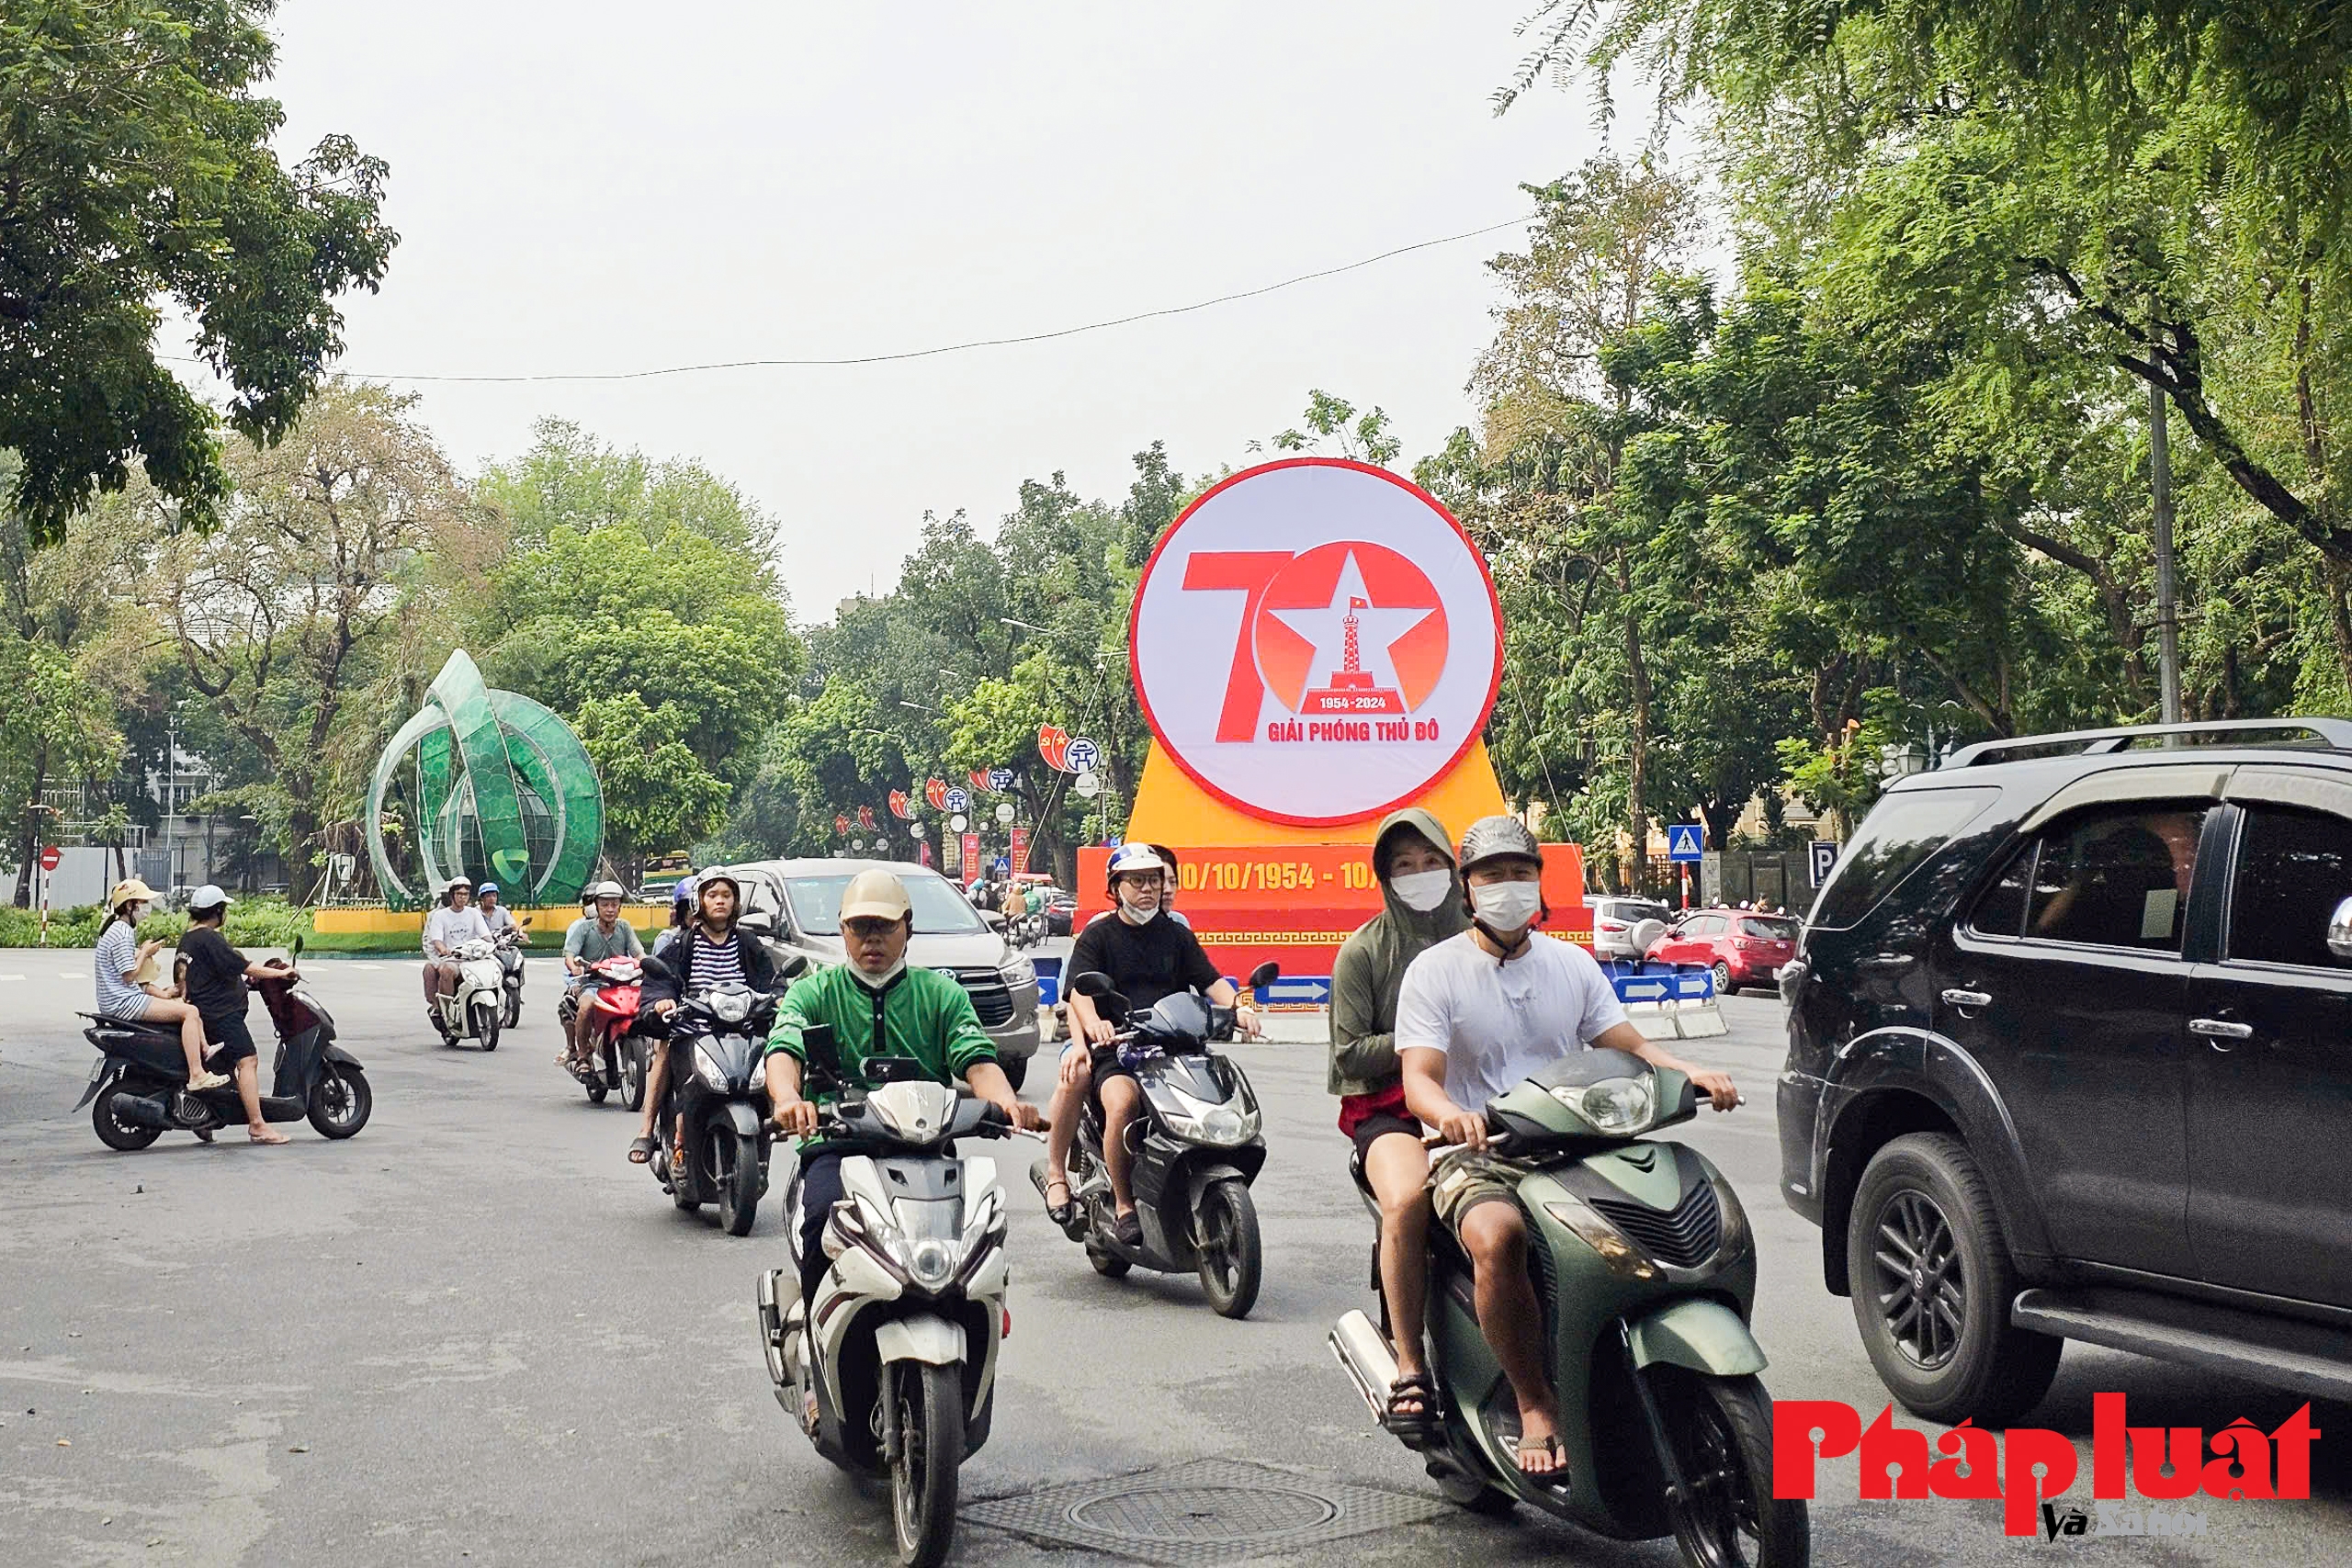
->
xmin=1645 ymin=908 xmax=1800 ymax=995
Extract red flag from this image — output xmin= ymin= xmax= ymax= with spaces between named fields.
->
xmin=924 ymin=777 xmax=948 ymax=812
xmin=888 ymin=789 xmax=912 ymax=819
xmin=1037 ymin=724 xmax=1072 ymax=773
xmin=857 ymin=805 xmax=876 ymax=829
xmin=833 ymin=814 xmax=850 ymax=836
xmin=967 ymin=769 xmax=990 ymax=794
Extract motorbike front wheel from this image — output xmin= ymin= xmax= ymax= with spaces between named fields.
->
xmin=716 ymin=1126 xmax=761 ymax=1236
xmin=1662 ymin=1372 xmax=1807 ymax=1568
xmin=1194 ymin=1179 xmax=1262 ymax=1318
xmin=503 ymin=992 xmax=521 ymax=1028
xmin=92 ymin=1084 xmax=161 ymax=1151
xmin=308 ymin=1066 xmax=372 ymax=1139
xmin=474 ymin=1002 xmax=501 ymax=1053
xmin=889 ymin=1360 xmax=964 ymax=1568
xmin=621 ymin=1038 xmax=648 ymax=1112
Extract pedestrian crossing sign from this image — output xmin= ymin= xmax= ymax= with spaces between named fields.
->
xmin=1667 ymin=823 xmax=1705 ymax=862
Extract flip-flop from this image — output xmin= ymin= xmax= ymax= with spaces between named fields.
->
xmin=1044 ymin=1178 xmax=1074 ymax=1226
xmin=1515 ymin=1430 xmax=1569 ymax=1484
xmin=247 ymin=1127 xmax=290 ymax=1145
xmin=1114 ymin=1210 xmax=1144 ymax=1248
xmin=628 ymin=1136 xmax=657 ymax=1165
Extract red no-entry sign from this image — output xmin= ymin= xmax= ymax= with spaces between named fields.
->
xmin=38 ymin=844 xmax=61 ymax=872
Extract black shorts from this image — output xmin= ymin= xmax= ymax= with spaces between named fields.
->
xmin=202 ymin=1012 xmax=258 ymax=1070
xmin=1349 ymin=1111 xmax=1421 ymax=1163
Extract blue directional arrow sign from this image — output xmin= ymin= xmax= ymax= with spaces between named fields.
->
xmin=1614 ymin=978 xmax=1671 ymax=1003
xmin=1667 ymin=822 xmax=1705 ymax=863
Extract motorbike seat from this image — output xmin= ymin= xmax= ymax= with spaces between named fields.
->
xmin=83 ymin=1010 xmax=182 ymax=1041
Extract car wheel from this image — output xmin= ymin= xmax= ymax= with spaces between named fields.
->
xmin=1847 ymin=1132 xmax=2061 ymax=1425
xmin=1712 ymin=960 xmax=1734 ymax=996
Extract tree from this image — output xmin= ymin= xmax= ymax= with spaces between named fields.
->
xmin=573 ymin=694 xmax=730 ymax=889
xmin=143 ymin=382 xmax=476 ymax=901
xmin=1 ymin=0 xmax=393 ymax=545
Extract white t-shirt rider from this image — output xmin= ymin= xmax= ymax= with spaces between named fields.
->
xmin=1393 ymin=931 xmax=1629 ymax=1117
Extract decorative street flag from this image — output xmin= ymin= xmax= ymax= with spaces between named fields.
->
xmin=968 ymin=768 xmax=991 ymax=794
xmin=856 ymin=805 xmax=876 ymax=829
xmin=834 ymin=814 xmax=851 ymax=837
xmin=1037 ymin=724 xmax=1073 ymax=773
xmin=888 ymin=790 xmax=912 ymax=819
xmin=924 ymin=777 xmax=948 ymax=812
xmin=962 ymin=831 xmax=981 ymax=874
xmin=1010 ymin=826 xmax=1031 ymax=875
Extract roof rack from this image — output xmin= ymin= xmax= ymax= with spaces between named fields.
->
xmin=1941 ymin=717 xmax=2352 ymax=770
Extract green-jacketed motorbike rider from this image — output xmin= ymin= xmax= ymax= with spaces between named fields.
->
xmin=763 ymin=869 xmax=1044 ymax=1310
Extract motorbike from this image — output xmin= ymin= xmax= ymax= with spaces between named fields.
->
xmin=639 ymin=952 xmax=802 ymax=1235
xmin=430 ymin=935 xmax=508 ymax=1051
xmin=1326 ymin=1047 xmax=1807 ymax=1566
xmin=554 ymin=953 xmax=652 ymax=1108
xmin=494 ymin=923 xmax=528 ymax=1027
xmin=76 ymin=939 xmax=371 ymax=1149
xmin=1029 ymin=962 xmax=1277 ymax=1317
xmin=757 ymin=1027 xmax=1024 ymax=1568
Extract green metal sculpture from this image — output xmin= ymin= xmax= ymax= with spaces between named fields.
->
xmin=366 ymin=650 xmax=605 ymax=911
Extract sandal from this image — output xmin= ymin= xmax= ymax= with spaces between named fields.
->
xmin=1114 ymin=1209 xmax=1145 ymax=1248
xmin=1381 ymin=1374 xmax=1439 ymax=1441
xmin=628 ymin=1136 xmax=657 ymax=1165
xmin=1044 ymin=1177 xmax=1074 ymax=1226
xmin=1515 ymin=1430 xmax=1569 ymax=1484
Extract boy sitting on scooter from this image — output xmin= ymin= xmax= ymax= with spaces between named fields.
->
xmin=1395 ymin=817 xmax=1740 ymax=1481
xmin=175 ymin=886 xmax=294 ymax=1145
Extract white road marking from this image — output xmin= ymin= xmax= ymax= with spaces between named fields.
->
xmin=59 ymin=970 xmax=87 ymax=980
xmin=351 ymin=963 xmax=382 ymax=970
xmin=0 ymin=974 xmax=22 ymax=982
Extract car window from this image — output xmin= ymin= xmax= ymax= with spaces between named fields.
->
xmin=1812 ymin=787 xmax=2000 ymax=930
xmin=2025 ymin=804 xmax=2207 ymax=952
xmin=1966 ymin=843 xmax=2036 ymax=938
xmin=742 ymin=877 xmax=783 ymax=919
xmin=1741 ymin=917 xmax=1799 ymax=941
xmin=782 ymin=874 xmax=988 ymax=935
xmin=2227 ymin=805 xmax=2352 ymax=969
xmin=1685 ymin=915 xmax=1724 ymax=936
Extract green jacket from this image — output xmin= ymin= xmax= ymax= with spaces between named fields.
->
xmin=1328 ymin=807 xmax=1469 ymax=1098
xmin=765 ymin=964 xmax=999 ymax=1137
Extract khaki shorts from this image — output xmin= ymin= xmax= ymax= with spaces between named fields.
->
xmin=1429 ymin=1148 xmax=1532 ymax=1230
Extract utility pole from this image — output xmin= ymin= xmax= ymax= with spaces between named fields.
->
xmin=2150 ymin=308 xmax=2184 ymax=725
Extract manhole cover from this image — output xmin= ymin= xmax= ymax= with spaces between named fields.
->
xmin=964 ymin=1458 xmax=1447 ymax=1565
xmin=1069 ymin=1483 xmax=1339 ymax=1540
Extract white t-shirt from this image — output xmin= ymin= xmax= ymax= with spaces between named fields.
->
xmin=1394 ymin=932 xmax=1631 ymax=1114
xmin=424 ymin=905 xmax=489 ymax=956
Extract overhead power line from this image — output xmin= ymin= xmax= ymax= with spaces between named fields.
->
xmin=169 ymin=211 xmax=1539 ymax=387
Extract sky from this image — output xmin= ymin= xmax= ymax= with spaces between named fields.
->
xmin=195 ymin=2 xmax=1621 ymax=615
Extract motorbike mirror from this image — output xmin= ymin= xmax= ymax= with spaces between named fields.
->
xmin=2331 ymin=897 xmax=2352 ymax=962
xmin=1069 ymin=970 xmax=1113 ymax=998
xmin=740 ymin=910 xmax=775 ymax=936
xmin=289 ymin=934 xmax=305 ymax=961
xmin=777 ymin=952 xmax=809 ymax=980
xmin=1246 ymin=960 xmax=1280 ymax=991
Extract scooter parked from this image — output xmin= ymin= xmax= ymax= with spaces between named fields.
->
xmin=1327 ymin=1047 xmax=1807 ymax=1565
xmin=76 ymin=941 xmax=370 ymax=1149
xmin=639 ymin=951 xmax=802 ymax=1235
xmin=554 ymin=953 xmax=650 ymax=1108
xmin=494 ymin=924 xmax=528 ymax=1027
xmin=1030 ymin=962 xmax=1277 ymax=1317
xmin=758 ymin=1028 xmax=1026 ymax=1568
xmin=430 ymin=936 xmax=507 ymax=1051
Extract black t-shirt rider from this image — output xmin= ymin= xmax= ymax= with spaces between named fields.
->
xmin=1067 ymin=900 xmax=1220 ymax=1014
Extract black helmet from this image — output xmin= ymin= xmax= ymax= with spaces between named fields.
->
xmin=1456 ymin=815 xmax=1542 ymax=877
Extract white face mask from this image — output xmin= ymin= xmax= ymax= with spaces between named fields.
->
xmin=1469 ymin=880 xmax=1543 ymax=932
xmin=850 ymin=956 xmax=907 ymax=990
xmin=1390 ymin=869 xmax=1453 ymax=912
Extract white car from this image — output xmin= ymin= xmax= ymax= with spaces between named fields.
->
xmin=1589 ymin=896 xmax=1672 ymax=960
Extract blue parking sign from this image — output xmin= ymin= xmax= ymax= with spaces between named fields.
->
xmin=1667 ymin=823 xmax=1705 ymax=862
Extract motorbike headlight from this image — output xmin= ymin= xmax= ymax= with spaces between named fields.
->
xmin=1557 ymin=1076 xmax=1654 ymax=1135
xmin=1160 ymin=1095 xmax=1260 ymax=1146
xmin=903 ymin=1238 xmax=957 ymax=1290
xmin=694 ymin=1043 xmax=728 ymax=1088
xmin=712 ymin=990 xmax=752 ymax=1025
xmin=999 ymin=954 xmax=1035 ymax=988
xmin=1197 ymin=1105 xmax=1251 ymax=1145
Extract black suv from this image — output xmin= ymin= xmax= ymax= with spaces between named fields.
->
xmin=1780 ymin=717 xmax=2352 ymax=1423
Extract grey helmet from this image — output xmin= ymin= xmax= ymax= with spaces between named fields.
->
xmin=1456 ymin=815 xmax=1543 ymax=878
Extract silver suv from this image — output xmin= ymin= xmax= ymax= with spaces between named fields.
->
xmin=1590 ymin=896 xmax=1672 ymax=960
xmin=711 ymin=859 xmax=1043 ymax=1089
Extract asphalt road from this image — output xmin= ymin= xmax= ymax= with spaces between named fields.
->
xmin=4 ymin=958 xmax=2350 ymax=1566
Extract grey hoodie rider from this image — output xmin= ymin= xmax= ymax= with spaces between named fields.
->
xmin=1328 ymin=807 xmax=1470 ymax=1100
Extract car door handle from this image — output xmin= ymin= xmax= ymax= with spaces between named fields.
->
xmin=2188 ymin=1017 xmax=2254 ymax=1044
xmin=1940 ymin=988 xmax=1993 ymax=1009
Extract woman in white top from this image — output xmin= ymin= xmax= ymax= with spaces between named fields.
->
xmin=92 ymin=878 xmax=228 ymax=1091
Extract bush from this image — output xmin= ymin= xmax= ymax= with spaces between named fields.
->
xmin=0 ymin=897 xmax=315 ymax=949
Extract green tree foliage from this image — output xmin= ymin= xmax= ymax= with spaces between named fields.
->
xmin=573 ymin=694 xmax=730 ymax=887
xmin=0 ymin=0 xmax=394 ymax=544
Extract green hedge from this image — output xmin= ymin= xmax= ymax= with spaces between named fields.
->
xmin=0 ymin=898 xmax=315 ymax=950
